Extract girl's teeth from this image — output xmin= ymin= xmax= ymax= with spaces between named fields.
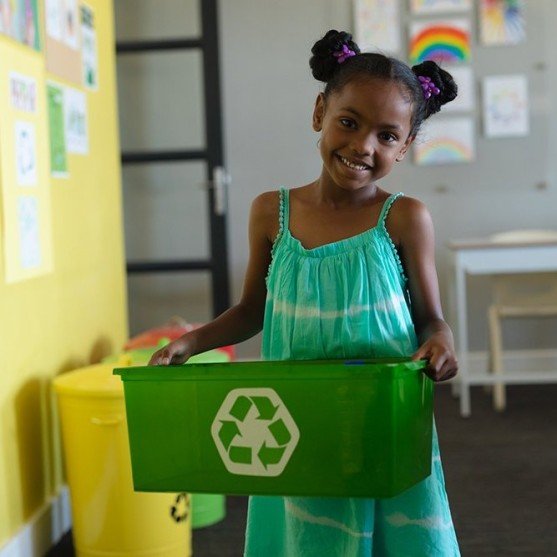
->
xmin=340 ymin=156 xmax=368 ymax=171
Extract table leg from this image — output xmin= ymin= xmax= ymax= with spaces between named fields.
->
xmin=455 ymin=260 xmax=471 ymax=417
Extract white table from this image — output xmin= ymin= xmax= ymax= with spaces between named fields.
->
xmin=447 ymin=237 xmax=557 ymax=417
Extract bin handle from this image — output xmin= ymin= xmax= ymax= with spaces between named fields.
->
xmin=91 ymin=414 xmax=123 ymax=426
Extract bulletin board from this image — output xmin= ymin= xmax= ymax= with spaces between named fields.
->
xmin=0 ymin=0 xmax=100 ymax=284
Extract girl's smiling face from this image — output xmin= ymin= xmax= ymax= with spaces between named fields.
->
xmin=313 ymin=76 xmax=415 ymax=192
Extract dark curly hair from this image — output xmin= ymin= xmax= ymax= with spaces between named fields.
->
xmin=309 ymin=30 xmax=458 ymax=137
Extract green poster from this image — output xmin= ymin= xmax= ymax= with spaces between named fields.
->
xmin=47 ymin=83 xmax=67 ymax=177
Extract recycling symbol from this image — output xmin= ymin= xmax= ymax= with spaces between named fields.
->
xmin=211 ymin=388 xmax=300 ymax=477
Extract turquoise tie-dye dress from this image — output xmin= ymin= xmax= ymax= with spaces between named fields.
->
xmin=244 ymin=188 xmax=460 ymax=557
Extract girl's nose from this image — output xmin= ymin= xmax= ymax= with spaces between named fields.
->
xmin=350 ymin=133 xmax=374 ymax=156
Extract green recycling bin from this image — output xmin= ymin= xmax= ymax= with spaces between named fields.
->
xmin=114 ymin=358 xmax=433 ymax=499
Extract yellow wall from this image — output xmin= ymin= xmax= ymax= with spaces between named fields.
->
xmin=0 ymin=0 xmax=127 ymax=546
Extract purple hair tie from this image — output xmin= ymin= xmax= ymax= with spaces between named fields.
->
xmin=333 ymin=44 xmax=356 ymax=64
xmin=418 ymin=75 xmax=440 ymax=100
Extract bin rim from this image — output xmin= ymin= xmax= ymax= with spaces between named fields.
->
xmin=53 ymin=363 xmax=124 ymax=398
xmin=113 ymin=357 xmax=427 ymax=382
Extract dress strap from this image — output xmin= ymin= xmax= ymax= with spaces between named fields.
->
xmin=378 ymin=192 xmax=404 ymax=228
xmin=278 ymin=187 xmax=289 ymax=236
xmin=378 ymin=192 xmax=407 ymax=283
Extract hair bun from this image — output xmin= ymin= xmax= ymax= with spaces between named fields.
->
xmin=309 ymin=30 xmax=360 ymax=83
xmin=412 ymin=60 xmax=458 ymax=117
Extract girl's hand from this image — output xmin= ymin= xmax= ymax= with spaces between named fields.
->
xmin=148 ymin=335 xmax=194 ymax=366
xmin=412 ymin=332 xmax=458 ymax=382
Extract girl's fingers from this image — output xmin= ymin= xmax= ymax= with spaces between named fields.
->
xmin=149 ymin=348 xmax=172 ymax=366
xmin=430 ymin=355 xmax=458 ymax=382
xmin=425 ymin=350 xmax=456 ymax=382
xmin=412 ymin=344 xmax=431 ymax=361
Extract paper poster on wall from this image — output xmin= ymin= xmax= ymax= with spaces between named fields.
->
xmin=10 ymin=72 xmax=37 ymax=112
xmin=15 ymin=121 xmax=37 ymax=186
xmin=45 ymin=0 xmax=81 ymax=85
xmin=0 ymin=42 xmax=53 ymax=282
xmin=0 ymin=0 xmax=40 ymax=51
xmin=47 ymin=82 xmax=68 ymax=177
xmin=414 ymin=117 xmax=475 ymax=165
xmin=64 ymin=86 xmax=88 ymax=154
xmin=482 ymin=75 xmax=529 ymax=138
xmin=81 ymin=3 xmax=98 ymax=90
xmin=479 ymin=0 xmax=525 ymax=46
xmin=410 ymin=0 xmax=471 ymax=14
xmin=354 ymin=0 xmax=401 ymax=54
xmin=63 ymin=0 xmax=80 ymax=49
xmin=443 ymin=66 xmax=474 ymax=112
xmin=45 ymin=0 xmax=63 ymax=40
xmin=17 ymin=195 xmax=42 ymax=269
xmin=409 ymin=19 xmax=471 ymax=65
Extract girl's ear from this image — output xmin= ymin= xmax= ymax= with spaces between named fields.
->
xmin=396 ymin=134 xmax=415 ymax=162
xmin=312 ymin=93 xmax=325 ymax=132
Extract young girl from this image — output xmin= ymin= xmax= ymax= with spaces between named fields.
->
xmin=150 ymin=29 xmax=460 ymax=556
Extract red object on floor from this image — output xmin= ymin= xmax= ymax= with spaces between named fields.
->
xmin=124 ymin=324 xmax=235 ymax=360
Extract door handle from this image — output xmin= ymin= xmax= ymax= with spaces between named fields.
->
xmin=212 ymin=166 xmax=230 ymax=216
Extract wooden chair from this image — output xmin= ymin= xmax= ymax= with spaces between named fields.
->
xmin=488 ymin=230 xmax=557 ymax=411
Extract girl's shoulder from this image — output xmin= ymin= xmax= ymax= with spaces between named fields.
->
xmin=387 ymin=194 xmax=433 ymax=245
xmin=250 ymin=189 xmax=282 ymax=242
xmin=251 ymin=189 xmax=281 ymax=217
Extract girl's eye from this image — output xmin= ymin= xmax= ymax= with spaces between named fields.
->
xmin=380 ymin=132 xmax=398 ymax=143
xmin=340 ymin=118 xmax=356 ymax=129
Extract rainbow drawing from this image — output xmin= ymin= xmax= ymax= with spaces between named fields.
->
xmin=409 ymin=19 xmax=471 ymax=65
xmin=414 ymin=118 xmax=474 ymax=166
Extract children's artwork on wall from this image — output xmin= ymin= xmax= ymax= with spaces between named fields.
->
xmin=409 ymin=19 xmax=471 ymax=65
xmin=17 ymin=195 xmax=42 ymax=269
xmin=0 ymin=42 xmax=53 ymax=282
xmin=414 ymin=117 xmax=475 ymax=165
xmin=47 ymin=82 xmax=68 ymax=177
xmin=443 ymin=66 xmax=474 ymax=112
xmin=354 ymin=0 xmax=401 ymax=54
xmin=45 ymin=0 xmax=63 ymax=40
xmin=81 ymin=4 xmax=98 ymax=90
xmin=410 ymin=0 xmax=471 ymax=15
xmin=15 ymin=121 xmax=37 ymax=186
xmin=62 ymin=0 xmax=79 ymax=50
xmin=64 ymin=86 xmax=89 ymax=154
xmin=10 ymin=72 xmax=37 ymax=112
xmin=46 ymin=0 xmax=78 ymax=49
xmin=0 ymin=0 xmax=40 ymax=51
xmin=45 ymin=0 xmax=82 ymax=85
xmin=482 ymin=74 xmax=528 ymax=138
xmin=479 ymin=0 xmax=525 ymax=46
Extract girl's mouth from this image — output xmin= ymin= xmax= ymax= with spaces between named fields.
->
xmin=337 ymin=155 xmax=371 ymax=171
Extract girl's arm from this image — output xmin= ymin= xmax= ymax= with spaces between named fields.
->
xmin=390 ymin=197 xmax=458 ymax=382
xmin=149 ymin=192 xmax=277 ymax=365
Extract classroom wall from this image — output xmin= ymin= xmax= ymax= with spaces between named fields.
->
xmin=115 ymin=1 xmax=557 ymax=359
xmin=0 ymin=0 xmax=127 ymax=550
xmin=218 ymin=0 xmax=557 ymax=358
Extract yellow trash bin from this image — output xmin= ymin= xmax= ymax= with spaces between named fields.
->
xmin=53 ymin=362 xmax=191 ymax=557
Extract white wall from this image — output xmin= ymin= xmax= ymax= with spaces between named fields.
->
xmin=219 ymin=0 xmax=557 ymax=358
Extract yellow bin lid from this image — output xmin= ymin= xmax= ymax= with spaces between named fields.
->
xmin=53 ymin=356 xmax=132 ymax=398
